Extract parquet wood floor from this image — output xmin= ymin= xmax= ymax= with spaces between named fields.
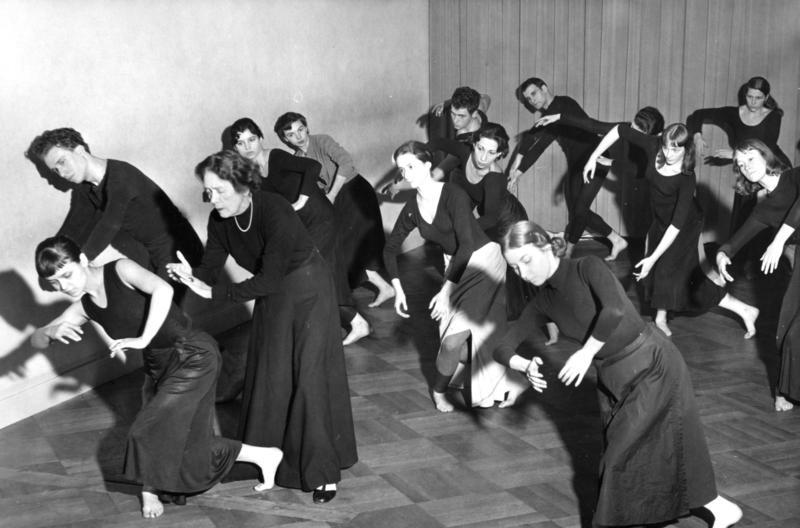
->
xmin=2 ymin=240 xmax=799 ymax=527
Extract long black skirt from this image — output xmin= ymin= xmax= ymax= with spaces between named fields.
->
xmin=333 ymin=175 xmax=386 ymax=288
xmin=777 ymin=244 xmax=800 ymax=401
xmin=593 ymin=324 xmax=717 ymax=526
xmin=123 ymin=330 xmax=241 ymax=494
xmin=234 ymin=251 xmax=358 ymax=490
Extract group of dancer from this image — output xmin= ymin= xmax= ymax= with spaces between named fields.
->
xmin=23 ymin=73 xmax=796 ymax=527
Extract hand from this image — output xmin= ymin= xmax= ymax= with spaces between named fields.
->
xmin=394 ymin=289 xmax=409 ymax=319
xmin=633 ymin=256 xmax=655 ymax=281
xmin=583 ymin=159 xmax=597 ymax=183
xmin=534 ymin=115 xmax=558 ymax=127
xmin=711 ymin=147 xmax=733 ymax=159
xmin=432 ymin=102 xmax=445 ymax=117
xmin=558 ymin=347 xmax=594 ymax=387
xmin=761 ymin=240 xmax=785 ymax=274
xmin=431 ymin=167 xmax=445 ymax=181
xmin=507 ymin=170 xmax=522 ymax=191
xmin=45 ymin=321 xmax=84 ymax=344
xmin=525 ymin=357 xmax=547 ymax=392
xmin=544 ymin=322 xmax=559 ymax=345
xmin=108 ymin=336 xmax=150 ymax=359
xmin=428 ymin=287 xmax=451 ymax=322
xmin=716 ymin=252 xmax=733 ymax=282
xmin=167 ymin=251 xmax=212 ymax=299
xmin=596 ymin=155 xmax=612 ymax=167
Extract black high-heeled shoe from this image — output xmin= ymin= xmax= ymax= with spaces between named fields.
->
xmin=312 ymin=484 xmax=336 ymax=504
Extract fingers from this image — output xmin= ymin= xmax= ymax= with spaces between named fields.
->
xmin=176 ymin=251 xmax=191 ymax=268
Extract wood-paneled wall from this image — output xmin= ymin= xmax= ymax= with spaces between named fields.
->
xmin=430 ymin=0 xmax=800 ymax=239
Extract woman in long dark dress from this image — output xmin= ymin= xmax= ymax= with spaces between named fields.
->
xmin=584 ymin=123 xmax=758 ymax=339
xmin=717 ymin=139 xmax=800 ymax=412
xmin=230 ymin=117 xmax=370 ymax=345
xmin=166 ymin=151 xmax=357 ymax=503
xmin=496 ymin=221 xmax=742 ymax=528
xmin=273 ymin=112 xmax=395 ymax=307
xmin=385 ymin=141 xmax=527 ymax=411
xmin=31 ymin=236 xmax=283 ymax=518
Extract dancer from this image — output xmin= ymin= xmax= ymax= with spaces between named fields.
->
xmin=384 ymin=141 xmax=528 ymax=411
xmin=273 ymin=112 xmax=394 ymax=307
xmin=31 ymin=235 xmax=283 ymax=518
xmin=533 ymin=106 xmax=666 ymax=260
xmin=717 ymin=139 xmax=800 ymax=411
xmin=26 ymin=128 xmax=203 ymax=302
xmin=230 ymin=117 xmax=370 ymax=345
xmin=167 ymin=151 xmax=357 ymax=503
xmin=507 ymin=78 xmax=625 ymax=258
xmin=496 ymin=221 xmax=743 ymax=528
xmin=688 ymin=76 xmax=790 ymax=273
xmin=585 ymin=123 xmax=758 ymax=338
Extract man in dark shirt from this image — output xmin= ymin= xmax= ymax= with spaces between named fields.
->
xmin=26 ymin=128 xmax=203 ymax=295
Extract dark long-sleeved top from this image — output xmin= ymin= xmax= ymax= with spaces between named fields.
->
xmin=618 ymin=124 xmax=701 ymax=230
xmin=194 ymin=191 xmax=317 ymax=303
xmin=686 ymin=105 xmax=789 ymax=164
xmin=295 ymin=134 xmax=358 ymax=192
xmin=554 ymin=114 xmax=638 ymax=176
xmin=383 ymin=183 xmax=490 ymax=283
xmin=495 ymin=256 xmax=645 ymax=365
xmin=262 ymin=149 xmax=322 ymax=202
xmin=427 ymin=138 xmax=520 ymax=233
xmin=58 ymin=159 xmax=198 ymax=265
xmin=719 ymin=167 xmax=800 ymax=257
xmin=517 ymin=96 xmax=598 ymax=173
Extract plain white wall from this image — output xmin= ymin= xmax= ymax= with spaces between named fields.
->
xmin=0 ymin=0 xmax=430 ymax=428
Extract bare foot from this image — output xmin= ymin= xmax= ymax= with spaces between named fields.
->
xmin=742 ymin=306 xmax=759 ymax=339
xmin=431 ymin=390 xmax=454 ymax=412
xmin=343 ymin=315 xmax=371 ymax=346
xmin=705 ymin=495 xmax=743 ymax=528
xmin=775 ymin=395 xmax=794 ymax=412
xmin=141 ymin=490 xmax=164 ymax=519
xmin=368 ymin=285 xmax=395 ymax=308
xmin=654 ymin=319 xmax=672 ymax=337
xmin=605 ymin=236 xmax=628 ymax=261
xmin=252 ymin=447 xmax=284 ymax=492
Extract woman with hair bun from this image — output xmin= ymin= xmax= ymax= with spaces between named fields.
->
xmin=496 ymin=220 xmax=742 ymax=528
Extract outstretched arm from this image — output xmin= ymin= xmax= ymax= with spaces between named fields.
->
xmin=584 ymin=125 xmax=621 ymax=182
xmin=30 ymin=302 xmax=89 ymax=349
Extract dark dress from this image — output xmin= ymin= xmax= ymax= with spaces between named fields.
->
xmin=262 ymin=149 xmax=357 ymax=325
xmin=384 ymin=183 xmax=526 ymax=405
xmin=495 ymin=256 xmax=717 ymax=526
xmin=687 ymin=105 xmax=789 ymax=233
xmin=297 ymin=134 xmax=387 ymax=289
xmin=59 ymin=159 xmax=204 ymax=282
xmin=82 ymin=261 xmax=240 ymax=494
xmin=617 ymin=124 xmax=716 ymax=311
xmin=516 ymin=96 xmax=613 ymax=244
xmin=428 ymin=137 xmax=532 ymax=318
xmin=194 ymin=191 xmax=357 ymax=490
xmin=719 ymin=167 xmax=800 ymax=402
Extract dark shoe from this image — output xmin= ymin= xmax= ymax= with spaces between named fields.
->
xmin=158 ymin=493 xmax=186 ymax=506
xmin=312 ymin=484 xmax=336 ymax=504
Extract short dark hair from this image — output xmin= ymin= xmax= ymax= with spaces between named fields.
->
xmin=738 ymin=76 xmax=783 ymax=117
xmin=518 ymin=77 xmax=547 ymax=95
xmin=656 ymin=123 xmax=695 ymax=174
xmin=450 ymin=87 xmax=481 ymax=114
xmin=393 ymin=140 xmax=433 ymax=165
xmin=27 ymin=128 xmax=90 ymax=161
xmin=35 ymin=235 xmax=81 ymax=279
xmin=229 ymin=117 xmax=264 ymax=146
xmin=273 ymin=112 xmax=308 ymax=141
xmin=633 ymin=106 xmax=664 ymax=135
xmin=474 ymin=122 xmax=510 ymax=157
xmin=195 ymin=150 xmax=261 ymax=193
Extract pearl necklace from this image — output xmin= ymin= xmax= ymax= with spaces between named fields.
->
xmin=234 ymin=198 xmax=254 ymax=232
